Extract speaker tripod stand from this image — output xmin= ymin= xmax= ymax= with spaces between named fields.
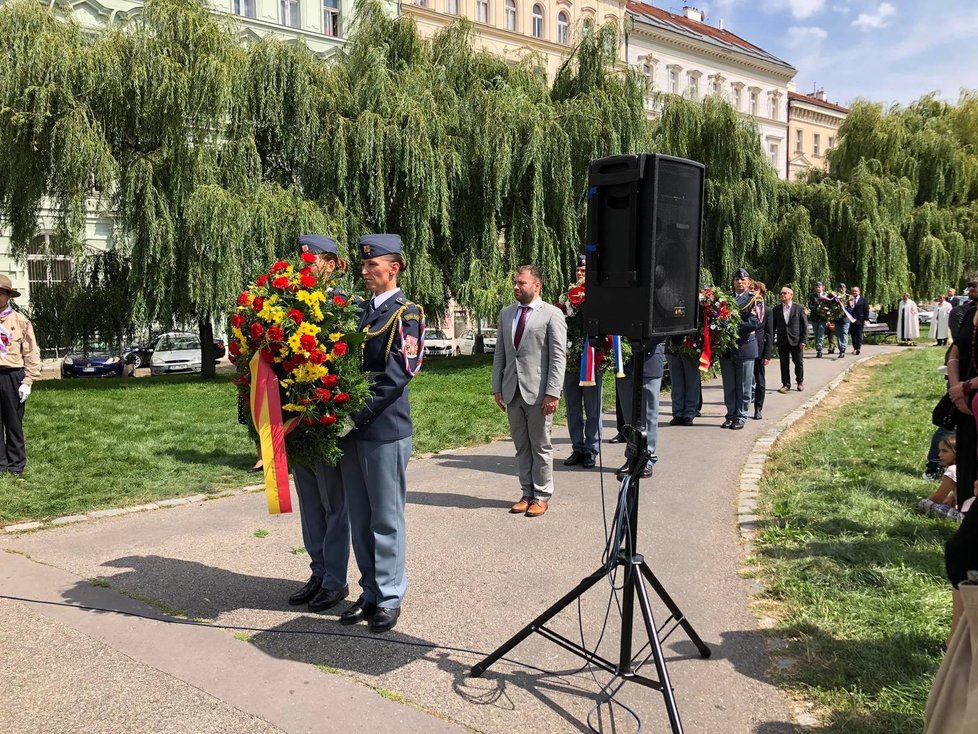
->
xmin=470 ymin=340 xmax=711 ymax=734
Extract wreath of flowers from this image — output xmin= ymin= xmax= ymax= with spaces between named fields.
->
xmin=555 ymin=279 xmax=626 ymax=373
xmin=229 ymin=253 xmax=370 ymax=466
xmin=813 ymin=294 xmax=845 ymax=322
xmin=676 ymin=287 xmax=742 ymax=365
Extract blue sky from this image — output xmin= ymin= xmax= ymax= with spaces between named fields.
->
xmin=678 ymin=0 xmax=978 ymax=108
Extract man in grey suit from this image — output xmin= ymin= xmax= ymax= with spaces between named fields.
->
xmin=492 ymin=265 xmax=567 ymax=517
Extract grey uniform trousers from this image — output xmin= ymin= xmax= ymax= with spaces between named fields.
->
xmin=340 ymin=437 xmax=411 ymax=609
xmin=293 ymin=462 xmax=350 ymax=591
xmin=617 ymin=373 xmax=662 ymax=463
xmin=563 ymin=370 xmax=602 ymax=456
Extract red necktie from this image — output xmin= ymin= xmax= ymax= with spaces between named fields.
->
xmin=514 ymin=305 xmax=529 ymax=349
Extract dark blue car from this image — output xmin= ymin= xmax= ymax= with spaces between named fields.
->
xmin=61 ymin=344 xmax=137 ymax=378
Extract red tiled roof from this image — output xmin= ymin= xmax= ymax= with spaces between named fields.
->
xmin=788 ymin=91 xmax=849 ymax=114
xmin=626 ymin=1 xmax=783 ymax=62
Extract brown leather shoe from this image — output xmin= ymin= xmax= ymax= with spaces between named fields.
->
xmin=510 ymin=497 xmax=531 ymax=513
xmin=525 ymin=499 xmax=549 ymax=517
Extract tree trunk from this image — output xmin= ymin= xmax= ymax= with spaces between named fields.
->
xmin=199 ymin=319 xmax=216 ymax=379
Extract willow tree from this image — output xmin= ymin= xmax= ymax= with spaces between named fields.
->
xmin=819 ymin=93 xmax=978 ymax=307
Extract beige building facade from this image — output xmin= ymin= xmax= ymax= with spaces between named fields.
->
xmin=787 ymin=90 xmax=848 ymax=181
xmin=625 ymin=3 xmax=796 ymax=180
xmin=401 ymin=0 xmax=626 ymax=80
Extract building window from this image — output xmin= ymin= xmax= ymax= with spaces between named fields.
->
xmin=813 ymin=133 xmax=821 ymax=157
xmin=686 ymin=71 xmax=700 ymax=101
xmin=828 ymin=136 xmax=835 ymax=150
xmin=280 ymin=0 xmax=300 ymax=28
xmin=445 ymin=0 xmax=458 ymax=11
xmin=709 ymin=77 xmax=720 ymax=96
xmin=642 ymin=63 xmax=654 ymax=91
xmin=323 ymin=0 xmax=340 ymax=36
xmin=668 ymin=66 xmax=680 ymax=95
xmin=732 ymin=84 xmax=743 ymax=111
xmin=505 ymin=0 xmax=516 ymax=31
xmin=557 ymin=10 xmax=569 ymax=44
xmin=795 ymin=129 xmax=803 ymax=153
xmin=531 ymin=4 xmax=544 ymax=39
xmin=27 ymin=234 xmax=73 ymax=290
xmin=750 ymin=89 xmax=759 ymax=116
xmin=769 ymin=141 xmax=779 ymax=167
xmin=476 ymin=0 xmax=489 ymax=23
xmin=233 ymin=0 xmax=255 ymax=18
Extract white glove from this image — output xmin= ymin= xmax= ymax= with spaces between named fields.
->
xmin=337 ymin=417 xmax=355 ymax=438
xmin=18 ymin=384 xmax=30 ymax=403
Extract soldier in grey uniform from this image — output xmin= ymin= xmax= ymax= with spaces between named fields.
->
xmin=339 ymin=234 xmax=424 ymax=634
xmin=288 ymin=235 xmax=352 ymax=612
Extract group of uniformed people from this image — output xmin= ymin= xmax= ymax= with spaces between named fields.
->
xmin=286 ymin=233 xmax=423 ymax=634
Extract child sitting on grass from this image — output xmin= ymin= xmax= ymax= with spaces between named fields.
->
xmin=917 ymin=436 xmax=965 ymax=521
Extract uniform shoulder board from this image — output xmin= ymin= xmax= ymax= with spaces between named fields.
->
xmin=395 ymin=296 xmax=406 ymax=305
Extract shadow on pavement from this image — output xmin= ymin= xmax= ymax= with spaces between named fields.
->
xmin=407 ymin=491 xmax=515 ymax=510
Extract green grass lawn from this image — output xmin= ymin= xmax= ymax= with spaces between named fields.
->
xmin=752 ymin=346 xmax=952 ymax=733
xmin=0 ymin=355 xmax=514 ymax=524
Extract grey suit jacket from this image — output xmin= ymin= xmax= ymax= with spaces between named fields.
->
xmin=491 ymin=301 xmax=567 ymax=405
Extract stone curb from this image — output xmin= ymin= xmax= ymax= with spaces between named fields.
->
xmin=735 ymin=351 xmax=882 ymax=730
xmin=2 ymin=486 xmax=266 ymax=535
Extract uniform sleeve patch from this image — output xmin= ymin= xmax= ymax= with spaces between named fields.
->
xmin=404 ymin=334 xmax=419 ymax=359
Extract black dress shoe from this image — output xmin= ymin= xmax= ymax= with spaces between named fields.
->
xmin=288 ymin=576 xmax=322 ymax=606
xmin=369 ymin=607 xmax=401 ymax=633
xmin=564 ymin=451 xmax=585 ymax=466
xmin=308 ymin=584 xmax=349 ymax=612
xmin=339 ymin=598 xmax=377 ymax=625
xmin=669 ymin=416 xmax=683 ymax=426
xmin=582 ymin=453 xmax=596 ymax=469
xmin=609 ymin=434 xmax=625 ymax=443
xmin=731 ymin=421 xmax=745 ymax=430
xmin=681 ymin=417 xmax=694 ymax=426
xmin=753 ymin=408 xmax=763 ymax=420
xmin=721 ymin=419 xmax=733 ymax=429
xmin=640 ymin=465 xmax=653 ymax=479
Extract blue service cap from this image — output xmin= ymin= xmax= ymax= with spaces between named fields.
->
xmin=298 ymin=234 xmax=338 ymax=256
xmin=733 ymin=268 xmax=750 ymax=279
xmin=360 ymin=234 xmax=402 ymax=260
xmin=577 ymin=254 xmax=586 ymax=267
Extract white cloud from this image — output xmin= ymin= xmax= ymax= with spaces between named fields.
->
xmin=852 ymin=2 xmax=897 ymax=30
xmin=788 ymin=0 xmax=826 ymax=19
xmin=787 ymin=25 xmax=829 ymax=45
xmin=760 ymin=0 xmax=825 ymax=19
xmin=830 ymin=3 xmax=850 ymax=14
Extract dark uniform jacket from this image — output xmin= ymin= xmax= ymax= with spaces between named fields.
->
xmin=725 ymin=291 xmax=761 ymax=361
xmin=808 ymin=291 xmax=825 ymax=322
xmin=754 ymin=303 xmax=774 ymax=360
xmin=350 ymin=289 xmax=424 ymax=442
xmin=623 ymin=339 xmax=665 ymax=380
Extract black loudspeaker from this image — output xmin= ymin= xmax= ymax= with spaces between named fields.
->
xmin=583 ymin=153 xmax=704 ymax=341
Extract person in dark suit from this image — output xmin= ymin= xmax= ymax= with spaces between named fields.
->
xmin=338 ymin=234 xmax=424 ymax=634
xmin=848 ymin=286 xmax=870 ymax=355
xmin=751 ymin=281 xmax=774 ymax=420
xmin=616 ymin=339 xmax=665 ymax=478
xmin=774 ymin=286 xmax=808 ymax=393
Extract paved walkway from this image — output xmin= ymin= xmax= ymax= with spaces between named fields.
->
xmin=0 ymin=346 xmax=898 ymax=733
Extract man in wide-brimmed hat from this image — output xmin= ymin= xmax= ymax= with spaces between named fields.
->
xmin=0 ymin=275 xmax=41 ymax=477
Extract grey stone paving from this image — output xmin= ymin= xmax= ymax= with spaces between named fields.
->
xmin=0 ymin=345 xmax=899 ymax=733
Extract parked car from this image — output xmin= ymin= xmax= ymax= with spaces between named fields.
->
xmin=150 ymin=332 xmax=203 ymax=376
xmin=128 ymin=334 xmax=226 ymax=367
xmin=456 ymin=328 xmax=497 ymax=356
xmin=62 ymin=343 xmax=137 ymax=378
xmin=425 ymin=329 xmax=453 ymax=357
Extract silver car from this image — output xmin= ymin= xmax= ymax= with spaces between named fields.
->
xmin=150 ymin=332 xmax=203 ymax=375
xmin=456 ymin=328 xmax=497 ymax=355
